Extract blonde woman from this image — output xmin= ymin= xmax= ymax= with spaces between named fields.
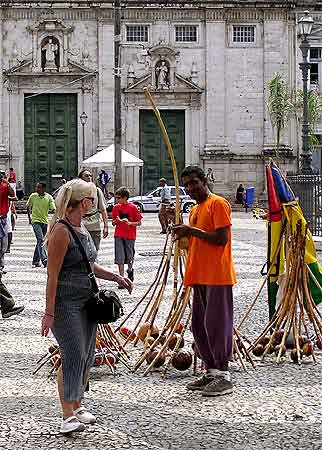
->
xmin=41 ymin=179 xmax=132 ymax=435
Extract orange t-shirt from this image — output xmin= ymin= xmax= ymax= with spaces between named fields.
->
xmin=184 ymin=194 xmax=237 ymax=287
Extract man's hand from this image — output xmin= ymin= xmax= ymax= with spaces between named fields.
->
xmin=103 ymin=225 xmax=108 ymax=239
xmin=172 ymin=224 xmax=193 ymax=238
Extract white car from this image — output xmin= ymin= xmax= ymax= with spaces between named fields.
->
xmin=107 ymin=186 xmax=195 ymax=213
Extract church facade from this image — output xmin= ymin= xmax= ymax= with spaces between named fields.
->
xmin=0 ymin=1 xmax=321 ymax=195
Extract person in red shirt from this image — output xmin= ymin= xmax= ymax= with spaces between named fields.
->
xmin=0 ymin=172 xmax=15 ymax=272
xmin=112 ymin=187 xmax=142 ymax=284
xmin=0 ymin=171 xmax=24 ymax=318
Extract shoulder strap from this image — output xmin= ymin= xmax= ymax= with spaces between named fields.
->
xmin=58 ymin=219 xmax=99 ymax=294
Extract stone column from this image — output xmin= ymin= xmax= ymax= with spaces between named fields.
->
xmin=97 ymin=19 xmax=114 ymax=149
xmin=189 ymin=106 xmax=201 ymax=165
xmin=205 ymin=20 xmax=226 ymax=149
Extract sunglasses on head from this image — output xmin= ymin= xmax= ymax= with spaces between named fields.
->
xmin=84 ymin=196 xmax=94 ymax=203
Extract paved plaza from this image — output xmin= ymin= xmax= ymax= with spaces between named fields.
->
xmin=1 ymin=212 xmax=322 ymax=450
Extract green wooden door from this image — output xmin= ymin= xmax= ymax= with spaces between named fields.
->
xmin=24 ymin=94 xmax=77 ymax=194
xmin=139 ymin=110 xmax=185 ymax=193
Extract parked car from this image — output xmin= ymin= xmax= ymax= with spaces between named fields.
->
xmin=107 ymin=186 xmax=195 ymax=213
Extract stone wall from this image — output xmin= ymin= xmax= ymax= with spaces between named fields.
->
xmin=0 ymin=5 xmax=310 ymax=195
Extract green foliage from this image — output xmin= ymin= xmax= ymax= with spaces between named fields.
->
xmin=294 ymin=89 xmax=322 ymax=149
xmin=267 ymin=73 xmax=294 ymax=158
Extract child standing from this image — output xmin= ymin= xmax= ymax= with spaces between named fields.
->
xmin=112 ymin=187 xmax=142 ymax=285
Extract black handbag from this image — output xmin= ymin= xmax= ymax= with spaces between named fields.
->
xmin=59 ymin=219 xmax=124 ymax=324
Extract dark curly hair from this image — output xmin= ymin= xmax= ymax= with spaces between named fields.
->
xmin=181 ymin=165 xmax=206 ymax=181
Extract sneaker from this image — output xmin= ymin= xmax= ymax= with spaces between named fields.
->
xmin=60 ymin=416 xmax=86 ymax=434
xmin=74 ymin=407 xmax=96 ymax=425
xmin=127 ymin=269 xmax=134 ymax=282
xmin=201 ymin=375 xmax=233 ymax=397
xmin=2 ymin=306 xmax=24 ymax=319
xmin=32 ymin=263 xmax=41 ymax=268
xmin=186 ymin=374 xmax=214 ymax=391
xmin=42 ymin=260 xmax=47 ymax=268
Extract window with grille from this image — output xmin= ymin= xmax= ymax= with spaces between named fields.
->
xmin=175 ymin=25 xmax=197 ymax=42
xmin=126 ymin=25 xmax=149 ymax=42
xmin=232 ymin=26 xmax=255 ymax=43
xmin=309 ymin=48 xmax=322 ymax=87
xmin=310 ymin=48 xmax=322 ymax=60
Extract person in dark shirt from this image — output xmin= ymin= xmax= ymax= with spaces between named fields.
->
xmin=235 ymin=184 xmax=245 ymax=205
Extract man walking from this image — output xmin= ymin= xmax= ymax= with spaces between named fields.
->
xmin=78 ymin=169 xmax=109 ymax=251
xmin=0 ymin=278 xmax=24 ymax=318
xmin=98 ymin=169 xmax=110 ymax=197
xmin=0 ymin=171 xmax=15 ymax=273
xmin=158 ymin=178 xmax=171 ymax=234
xmin=173 ymin=166 xmax=236 ymax=397
xmin=27 ymin=182 xmax=56 ymax=268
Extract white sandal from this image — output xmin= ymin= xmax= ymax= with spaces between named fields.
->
xmin=74 ymin=407 xmax=96 ymax=425
xmin=60 ymin=415 xmax=86 ymax=434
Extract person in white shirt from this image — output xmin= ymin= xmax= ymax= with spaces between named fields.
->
xmin=158 ymin=178 xmax=171 ymax=234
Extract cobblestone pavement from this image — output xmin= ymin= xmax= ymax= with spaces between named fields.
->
xmin=1 ymin=212 xmax=322 ymax=450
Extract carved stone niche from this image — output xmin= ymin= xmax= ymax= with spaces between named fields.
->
xmin=148 ymin=45 xmax=179 ymax=90
xmin=26 ymin=19 xmax=74 ymax=73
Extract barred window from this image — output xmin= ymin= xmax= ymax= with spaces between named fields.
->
xmin=233 ymin=26 xmax=255 ymax=43
xmin=126 ymin=25 xmax=149 ymax=42
xmin=175 ymin=25 xmax=197 ymax=42
xmin=310 ymin=48 xmax=322 ymax=60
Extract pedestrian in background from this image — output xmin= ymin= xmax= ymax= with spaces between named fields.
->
xmin=27 ymin=182 xmax=56 ymax=268
xmin=0 ymin=171 xmax=15 ymax=274
xmin=98 ymin=169 xmax=110 ymax=197
xmin=235 ymin=184 xmax=245 ymax=205
xmin=158 ymin=178 xmax=171 ymax=234
xmin=173 ymin=166 xmax=236 ymax=397
xmin=16 ymin=181 xmax=24 ymax=200
xmin=7 ymin=167 xmax=16 ymax=192
xmin=78 ymin=169 xmax=109 ymax=251
xmin=41 ymin=179 xmax=132 ymax=435
xmin=0 ymin=278 xmax=24 ymax=318
xmin=112 ymin=186 xmax=142 ymax=284
xmin=206 ymin=168 xmax=215 ymax=193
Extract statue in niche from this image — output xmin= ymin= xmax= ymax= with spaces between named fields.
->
xmin=155 ymin=59 xmax=170 ymax=90
xmin=41 ymin=37 xmax=59 ymax=72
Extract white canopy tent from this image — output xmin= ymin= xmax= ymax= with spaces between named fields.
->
xmin=82 ymin=144 xmax=144 ymax=168
xmin=82 ymin=144 xmax=144 ymax=195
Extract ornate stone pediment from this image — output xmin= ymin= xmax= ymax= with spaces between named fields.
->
xmin=4 ymin=57 xmax=95 ymax=77
xmin=124 ymin=72 xmax=203 ymax=94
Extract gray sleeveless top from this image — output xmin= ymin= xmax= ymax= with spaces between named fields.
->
xmin=58 ymin=225 xmax=97 ymax=288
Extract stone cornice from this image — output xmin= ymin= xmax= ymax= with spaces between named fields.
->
xmin=0 ymin=6 xmax=307 ymax=22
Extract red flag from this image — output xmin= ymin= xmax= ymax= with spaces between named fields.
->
xmin=266 ymin=166 xmax=282 ymax=222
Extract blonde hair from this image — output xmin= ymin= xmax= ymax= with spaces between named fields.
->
xmin=46 ymin=179 xmax=96 ymax=239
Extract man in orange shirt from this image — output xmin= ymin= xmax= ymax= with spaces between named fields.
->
xmin=173 ymin=165 xmax=236 ymax=397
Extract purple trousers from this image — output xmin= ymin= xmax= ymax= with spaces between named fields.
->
xmin=192 ymin=285 xmax=233 ymax=371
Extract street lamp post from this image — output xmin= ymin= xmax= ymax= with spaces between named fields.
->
xmin=298 ymin=11 xmax=314 ymax=174
xmin=80 ymin=111 xmax=88 ymax=162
